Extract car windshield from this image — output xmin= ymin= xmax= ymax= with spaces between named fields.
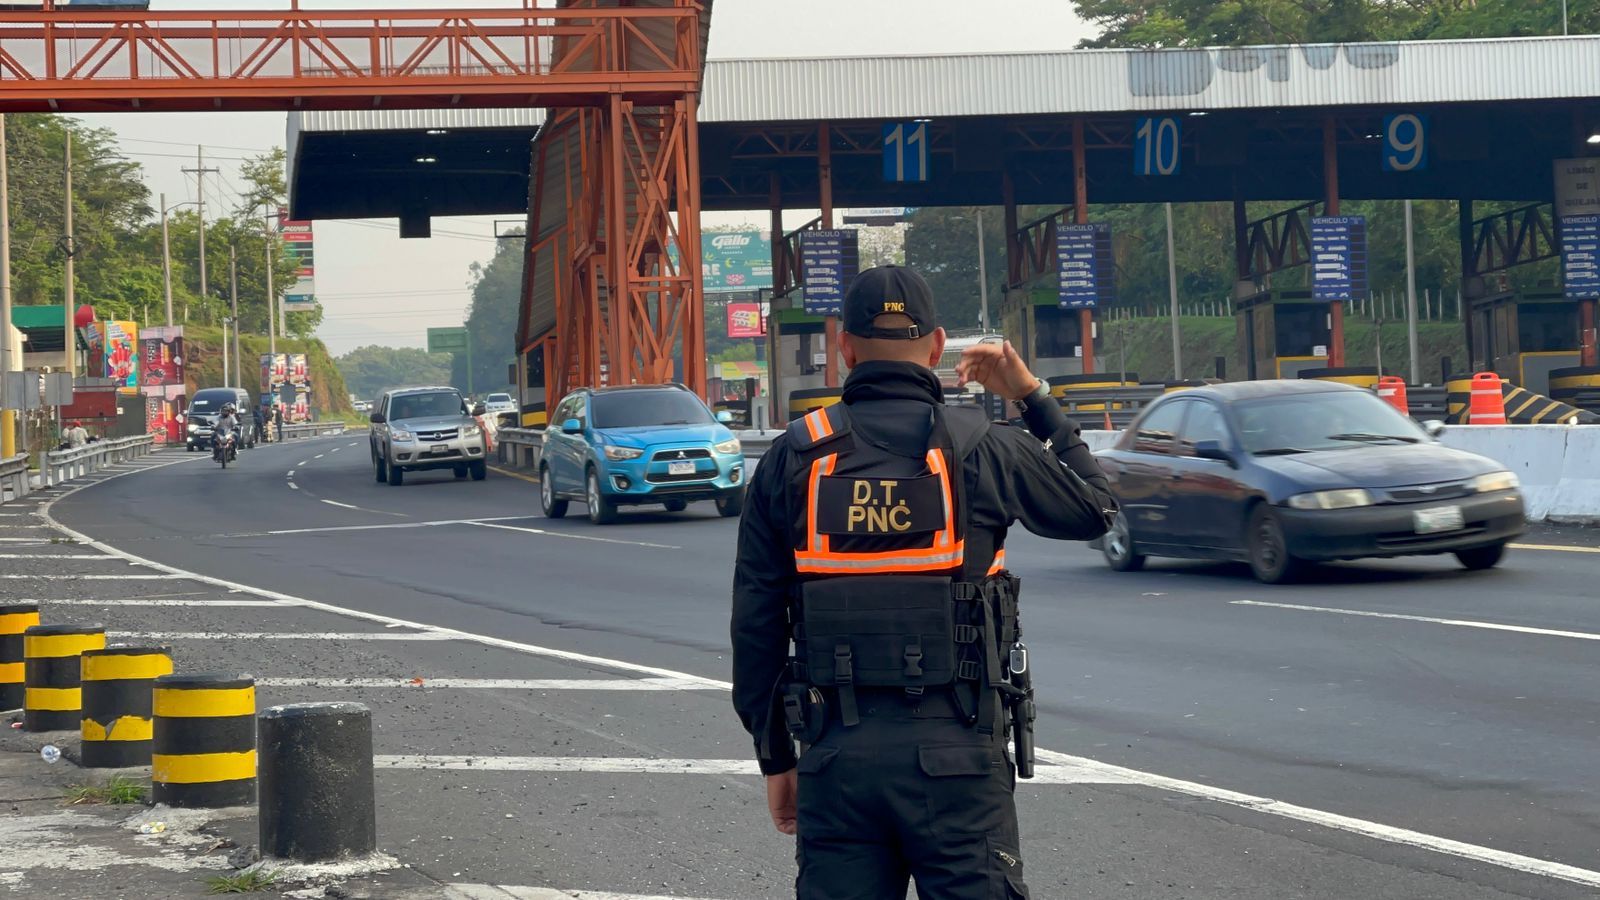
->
xmin=189 ymin=395 xmax=227 ymax=413
xmin=487 ymin=394 xmax=511 ymax=403
xmin=590 ymin=391 xmax=712 ymax=429
xmin=390 ymin=392 xmax=463 ymax=420
xmin=1235 ymin=390 xmax=1426 ymax=454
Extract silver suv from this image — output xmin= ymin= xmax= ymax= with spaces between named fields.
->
xmin=369 ymin=386 xmax=488 ymax=486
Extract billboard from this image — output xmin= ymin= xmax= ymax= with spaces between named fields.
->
xmin=279 ymin=209 xmax=318 ymax=311
xmin=666 ymin=231 xmax=773 ymax=292
xmin=289 ymin=353 xmax=309 ymax=386
xmin=86 ymin=321 xmax=139 ymax=394
xmin=140 ymin=326 xmax=184 ymax=387
xmin=260 ymin=353 xmax=287 ymax=395
xmin=726 ymin=302 xmax=767 ymax=339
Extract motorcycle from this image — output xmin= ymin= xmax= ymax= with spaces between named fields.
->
xmin=213 ymin=430 xmax=238 ymax=468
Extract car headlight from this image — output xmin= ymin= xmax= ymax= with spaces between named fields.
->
xmin=460 ymin=424 xmax=481 ymax=438
xmin=1286 ymin=488 xmax=1375 ymax=510
xmin=603 ymin=446 xmax=644 ymax=461
xmin=714 ymin=438 xmax=741 ymax=455
xmin=186 ymin=423 xmax=197 ymax=433
xmin=390 ymin=429 xmax=414 ymax=442
xmin=1470 ymin=471 xmax=1519 ymax=493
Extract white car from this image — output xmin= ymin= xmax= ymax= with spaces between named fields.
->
xmin=483 ymin=393 xmax=517 ymax=417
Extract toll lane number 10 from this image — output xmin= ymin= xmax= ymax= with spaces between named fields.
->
xmin=1135 ymin=117 xmax=1180 ymax=176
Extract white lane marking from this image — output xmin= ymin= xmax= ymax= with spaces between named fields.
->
xmin=287 ymin=482 xmax=299 ymax=491
xmin=381 ymin=755 xmax=1132 ymax=785
xmin=1232 ymin=600 xmax=1600 ymax=642
xmin=330 ymin=447 xmax=341 ymax=454
xmin=125 ymin=631 xmax=455 ymax=641
xmin=44 ymin=598 xmax=285 ymax=607
xmin=222 ymin=515 xmax=537 ymax=538
xmin=47 ymin=471 xmax=1600 ymax=888
xmin=1031 ymin=747 xmax=1600 ymax=889
xmin=320 ymin=500 xmax=362 ymax=511
xmin=1509 ymin=542 xmax=1600 ymax=554
xmin=259 ymin=677 xmax=723 ymax=691
xmin=299 ymin=460 xmax=310 ymax=466
xmin=0 ymin=574 xmax=178 ymax=580
xmin=471 ymin=520 xmax=680 ymax=551
xmin=447 ymin=886 xmax=725 ymax=900
xmin=315 ymin=454 xmax=325 ymax=460
xmin=0 ymin=553 xmax=116 ymax=560
xmin=286 ymin=470 xmax=296 ymax=478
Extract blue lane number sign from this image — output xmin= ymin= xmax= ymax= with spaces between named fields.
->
xmin=883 ymin=122 xmax=929 ymax=183
xmin=1383 ymin=113 xmax=1428 ymax=172
xmin=1134 ymin=117 xmax=1180 ymax=176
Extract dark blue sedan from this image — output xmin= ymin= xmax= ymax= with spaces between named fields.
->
xmin=1094 ymin=381 xmax=1526 ymax=583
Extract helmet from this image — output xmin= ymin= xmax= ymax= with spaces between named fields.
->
xmin=222 ymin=403 xmax=236 ymax=414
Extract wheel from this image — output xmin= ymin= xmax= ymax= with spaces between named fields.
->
xmin=1102 ymin=511 xmax=1146 ymax=572
xmin=386 ymin=457 xmax=404 ymax=486
xmin=715 ymin=488 xmax=745 ymax=518
xmin=218 ymin=451 xmax=227 ymax=469
xmin=453 ymin=464 xmax=469 ymax=480
xmin=1455 ymin=542 xmax=1507 ymax=571
xmin=186 ymin=444 xmax=195 ymax=453
xmin=374 ymin=452 xmax=388 ymax=483
xmin=1246 ymin=504 xmax=1302 ymax=584
xmin=662 ymin=499 xmax=689 ymax=513
xmin=586 ymin=469 xmax=617 ymax=525
xmin=470 ymin=460 xmax=488 ymax=481
xmin=540 ymin=465 xmax=568 ymax=519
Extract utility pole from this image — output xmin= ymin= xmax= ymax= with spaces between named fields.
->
xmin=63 ymin=131 xmax=76 ymax=379
xmin=1404 ymin=199 xmax=1420 ymax=384
xmin=1 ymin=115 xmax=15 ymax=459
xmin=182 ymin=147 xmax=219 ymax=318
xmin=975 ymin=209 xmax=990 ymax=332
xmin=1165 ymin=202 xmax=1182 ymax=379
xmin=265 ymin=209 xmax=276 ymax=356
xmin=222 ymin=316 xmax=230 ymax=388
xmin=160 ymin=192 xmax=174 ymax=327
xmin=229 ymin=246 xmax=241 ymax=392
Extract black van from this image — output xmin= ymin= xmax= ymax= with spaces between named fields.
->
xmin=185 ymin=387 xmax=256 ymax=452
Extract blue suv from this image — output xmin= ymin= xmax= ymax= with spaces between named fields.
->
xmin=539 ymin=384 xmax=745 ymax=524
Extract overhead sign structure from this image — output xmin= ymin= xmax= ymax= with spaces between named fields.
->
xmin=1382 ymin=113 xmax=1427 ymax=172
xmin=427 ymin=326 xmax=470 ymax=355
xmin=1309 ymin=216 xmax=1369 ymax=302
xmin=279 ymin=210 xmax=318 ymax=311
xmin=1056 ymin=224 xmax=1115 ymax=309
xmin=841 ymin=207 xmax=913 ymax=226
xmin=799 ymin=229 xmax=860 ymax=316
xmin=882 ymin=122 xmax=929 ymax=183
xmin=1561 ymin=215 xmax=1600 ymax=300
xmin=1134 ymin=117 xmax=1180 ymax=176
xmin=726 ymin=302 xmax=768 ymax=339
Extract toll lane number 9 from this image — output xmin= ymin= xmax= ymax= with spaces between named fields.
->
xmin=1135 ymin=117 xmax=1180 ymax=176
xmin=1383 ymin=114 xmax=1428 ymax=172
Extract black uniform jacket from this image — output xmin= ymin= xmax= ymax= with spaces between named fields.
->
xmin=731 ymin=361 xmax=1117 ymax=775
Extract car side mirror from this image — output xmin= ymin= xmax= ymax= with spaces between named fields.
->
xmin=1423 ymin=419 xmax=1446 ymax=438
xmin=561 ymin=417 xmax=583 ymax=435
xmin=369 ymin=412 xmax=386 ymax=424
xmin=716 ymin=410 xmax=735 ymax=425
xmin=1193 ymin=439 xmax=1237 ymax=466
xmin=473 ymin=403 xmax=487 ymax=417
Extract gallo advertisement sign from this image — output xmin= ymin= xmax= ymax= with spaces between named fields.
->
xmin=726 ymin=302 xmax=767 ymax=339
xmin=667 ymin=231 xmax=773 ymax=292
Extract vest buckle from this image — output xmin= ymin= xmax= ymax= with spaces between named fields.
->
xmin=903 ymin=642 xmax=924 ymax=677
xmin=833 ymin=644 xmax=854 ymax=684
xmin=954 ymin=624 xmax=980 ymax=645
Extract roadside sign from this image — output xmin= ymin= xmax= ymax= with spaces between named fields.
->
xmin=1056 ymin=224 xmax=1115 ymax=309
xmin=799 ymin=230 xmax=859 ymax=316
xmin=43 ymin=372 xmax=74 ymax=407
xmin=1382 ymin=113 xmax=1427 ymax=172
xmin=1309 ymin=216 xmax=1369 ymax=302
xmin=1561 ymin=214 xmax=1600 ymax=299
xmin=1554 ymin=159 xmax=1600 ymax=219
xmin=427 ymin=327 xmax=469 ymax=355
xmin=1134 ymin=117 xmax=1180 ymax=176
xmin=882 ymin=122 xmax=929 ymax=183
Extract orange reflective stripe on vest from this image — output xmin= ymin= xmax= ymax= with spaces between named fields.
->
xmin=795 ymin=409 xmax=967 ymax=574
xmin=986 ymin=549 xmax=1006 ymax=576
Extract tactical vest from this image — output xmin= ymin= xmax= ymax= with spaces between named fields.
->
xmin=783 ymin=403 xmax=1018 ymax=734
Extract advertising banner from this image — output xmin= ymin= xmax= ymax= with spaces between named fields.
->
xmin=86 ymin=321 xmax=139 ymax=394
xmin=289 ymin=353 xmax=309 ymax=386
xmin=139 ymin=326 xmax=184 ymax=387
xmin=726 ymin=302 xmax=768 ymax=339
xmin=279 ymin=208 xmax=318 ymax=311
xmin=143 ymin=386 xmax=184 ymax=445
xmin=260 ymin=353 xmax=287 ymax=394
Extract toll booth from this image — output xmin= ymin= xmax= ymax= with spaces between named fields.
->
xmin=1001 ymin=290 xmax=1100 ymax=380
xmin=1234 ymin=288 xmax=1333 ymax=381
xmin=1465 ymin=287 xmax=1581 ymax=397
xmin=766 ymin=306 xmax=834 ymax=423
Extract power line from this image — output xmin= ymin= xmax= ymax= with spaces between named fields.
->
xmin=119 ymin=137 xmax=276 ymax=154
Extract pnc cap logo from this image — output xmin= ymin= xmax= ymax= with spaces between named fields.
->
xmin=882 ymin=300 xmax=906 ymax=312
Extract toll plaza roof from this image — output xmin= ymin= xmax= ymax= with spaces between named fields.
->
xmin=288 ymin=35 xmax=1600 ymax=220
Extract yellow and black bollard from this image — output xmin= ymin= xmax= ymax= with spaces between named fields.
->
xmin=23 ymin=624 xmax=105 ymax=732
xmin=1 ymin=603 xmax=40 ymax=711
xmin=152 ymin=674 xmax=257 ymax=807
xmin=80 ymin=646 xmax=173 ymax=769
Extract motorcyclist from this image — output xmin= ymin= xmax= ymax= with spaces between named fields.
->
xmin=214 ymin=403 xmax=239 ymax=460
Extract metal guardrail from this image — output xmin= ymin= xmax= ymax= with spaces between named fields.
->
xmin=43 ymin=434 xmax=154 ymax=487
xmin=0 ymin=453 xmax=31 ymax=504
xmin=496 ymin=427 xmax=545 ymax=469
xmin=276 ymin=422 xmax=349 ymax=441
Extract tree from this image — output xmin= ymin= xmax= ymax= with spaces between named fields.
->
xmin=336 ymin=345 xmax=453 ymax=400
xmin=904 ymin=207 xmax=1009 ymax=333
xmin=454 ymin=234 xmax=524 ymax=395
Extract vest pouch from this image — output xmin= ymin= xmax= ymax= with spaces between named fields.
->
xmin=800 ymin=576 xmax=957 ymax=689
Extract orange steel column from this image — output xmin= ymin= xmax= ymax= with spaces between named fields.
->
xmin=1072 ymin=119 xmax=1095 ymax=374
xmin=819 ymin=122 xmax=839 ymax=388
xmin=1323 ymin=115 xmax=1346 ymax=368
xmin=680 ymin=96 xmax=708 ymax=397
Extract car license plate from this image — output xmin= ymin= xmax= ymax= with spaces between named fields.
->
xmin=668 ymin=460 xmax=695 ymax=476
xmin=429 ymin=444 xmax=450 ymax=455
xmin=1413 ymin=506 xmax=1464 ymax=534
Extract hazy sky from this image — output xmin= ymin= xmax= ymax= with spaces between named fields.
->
xmin=74 ymin=1 xmax=1093 ymax=355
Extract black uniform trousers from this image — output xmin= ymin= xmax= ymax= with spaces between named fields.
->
xmin=795 ymin=689 xmax=1030 ymax=900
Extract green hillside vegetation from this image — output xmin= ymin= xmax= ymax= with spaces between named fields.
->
xmin=182 ymin=325 xmax=352 ymax=418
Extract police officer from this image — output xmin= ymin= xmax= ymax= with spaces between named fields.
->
xmin=732 ymin=264 xmax=1116 ymax=899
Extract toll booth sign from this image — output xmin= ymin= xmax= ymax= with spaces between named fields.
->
xmin=1310 ymin=216 xmax=1368 ymax=303
xmin=1562 ymin=214 xmax=1600 ymax=300
xmin=1056 ymin=224 xmax=1114 ymax=309
xmin=800 ymin=229 xmax=859 ymax=316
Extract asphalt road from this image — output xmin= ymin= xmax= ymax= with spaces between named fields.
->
xmin=42 ymin=435 xmax=1600 ymax=898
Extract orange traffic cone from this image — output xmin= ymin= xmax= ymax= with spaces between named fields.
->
xmin=1103 ymin=409 xmax=1113 ymax=431
xmin=1377 ymin=376 xmax=1409 ymax=416
xmin=1468 ymin=372 xmax=1507 ymax=425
